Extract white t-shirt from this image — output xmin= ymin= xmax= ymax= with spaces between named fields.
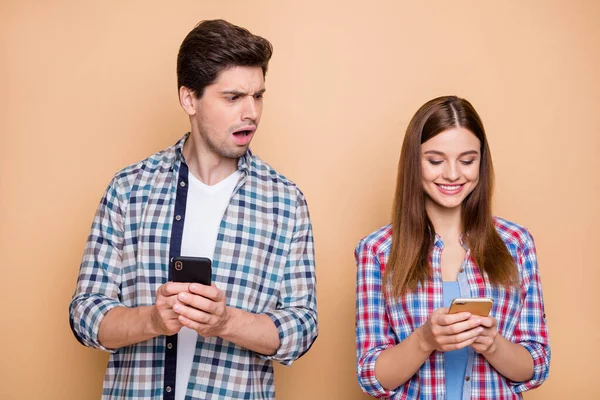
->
xmin=176 ymin=169 xmax=241 ymax=400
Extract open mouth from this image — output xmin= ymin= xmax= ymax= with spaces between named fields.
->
xmin=232 ymin=129 xmax=253 ymax=138
xmin=231 ymin=126 xmax=256 ymax=145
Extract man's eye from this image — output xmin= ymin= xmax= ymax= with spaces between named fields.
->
xmin=228 ymin=96 xmax=239 ymax=101
xmin=254 ymin=93 xmax=263 ymax=99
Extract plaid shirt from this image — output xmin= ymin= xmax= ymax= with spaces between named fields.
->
xmin=70 ymin=134 xmax=318 ymax=399
xmin=355 ymin=217 xmax=550 ymax=399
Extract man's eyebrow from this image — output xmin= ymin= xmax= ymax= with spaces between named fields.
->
xmin=220 ymin=88 xmax=266 ymax=96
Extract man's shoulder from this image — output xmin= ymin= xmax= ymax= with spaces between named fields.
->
xmin=248 ymin=153 xmax=303 ymax=197
xmin=111 ymin=142 xmax=178 ymax=190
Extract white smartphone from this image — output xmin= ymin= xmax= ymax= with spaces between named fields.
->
xmin=448 ymin=298 xmax=493 ymax=317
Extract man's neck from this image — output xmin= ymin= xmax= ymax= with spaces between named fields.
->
xmin=182 ymin=135 xmax=239 ymax=186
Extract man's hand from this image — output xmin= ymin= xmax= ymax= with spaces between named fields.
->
xmin=173 ymin=283 xmax=230 ymax=337
xmin=151 ymin=282 xmax=190 ymax=336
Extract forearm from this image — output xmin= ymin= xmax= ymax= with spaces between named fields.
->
xmin=483 ymin=335 xmax=534 ymax=382
xmin=221 ymin=307 xmax=280 ymax=355
xmin=374 ymin=326 xmax=431 ymax=391
xmin=98 ymin=306 xmax=159 ymax=349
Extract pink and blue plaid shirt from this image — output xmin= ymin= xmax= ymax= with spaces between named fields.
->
xmin=355 ymin=217 xmax=550 ymax=399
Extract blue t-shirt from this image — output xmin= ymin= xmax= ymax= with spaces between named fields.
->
xmin=443 ymin=282 xmax=468 ymax=399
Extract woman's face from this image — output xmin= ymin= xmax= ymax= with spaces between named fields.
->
xmin=421 ymin=127 xmax=481 ymax=211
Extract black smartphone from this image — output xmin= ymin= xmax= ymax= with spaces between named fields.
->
xmin=170 ymin=256 xmax=212 ymax=285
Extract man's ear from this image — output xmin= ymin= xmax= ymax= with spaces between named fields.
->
xmin=179 ymin=86 xmax=197 ymax=116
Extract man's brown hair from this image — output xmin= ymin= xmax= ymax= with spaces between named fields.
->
xmin=177 ymin=19 xmax=273 ymax=98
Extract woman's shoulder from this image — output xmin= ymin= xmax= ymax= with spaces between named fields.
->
xmin=355 ymin=224 xmax=393 ymax=256
xmin=493 ymin=216 xmax=535 ymax=250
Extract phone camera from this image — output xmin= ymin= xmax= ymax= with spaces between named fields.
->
xmin=175 ymin=261 xmax=183 ymax=271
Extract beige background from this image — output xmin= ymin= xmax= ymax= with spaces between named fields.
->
xmin=2 ymin=0 xmax=599 ymax=399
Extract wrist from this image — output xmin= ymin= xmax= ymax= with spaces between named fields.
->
xmin=482 ymin=335 xmax=500 ymax=357
xmin=219 ymin=306 xmax=236 ymax=339
xmin=146 ymin=305 xmax=163 ymax=337
xmin=414 ymin=325 xmax=434 ymax=354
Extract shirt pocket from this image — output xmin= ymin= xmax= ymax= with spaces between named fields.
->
xmin=215 ymin=215 xmax=291 ymax=312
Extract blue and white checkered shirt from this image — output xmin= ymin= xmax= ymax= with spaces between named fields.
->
xmin=70 ymin=133 xmax=318 ymax=399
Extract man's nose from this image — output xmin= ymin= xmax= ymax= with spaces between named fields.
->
xmin=241 ymin=96 xmax=258 ymax=121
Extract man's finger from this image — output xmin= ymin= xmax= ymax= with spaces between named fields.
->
xmin=178 ymin=292 xmax=217 ymax=314
xmin=175 ymin=304 xmax=211 ymax=324
xmin=189 ymin=283 xmax=222 ymax=301
xmin=158 ymin=282 xmax=190 ymax=297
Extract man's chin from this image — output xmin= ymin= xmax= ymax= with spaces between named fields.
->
xmin=220 ymin=147 xmax=249 ymax=159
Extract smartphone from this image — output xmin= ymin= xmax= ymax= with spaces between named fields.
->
xmin=170 ymin=256 xmax=212 ymax=285
xmin=448 ymin=298 xmax=493 ymax=317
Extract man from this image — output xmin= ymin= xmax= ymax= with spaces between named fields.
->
xmin=70 ymin=19 xmax=318 ymax=400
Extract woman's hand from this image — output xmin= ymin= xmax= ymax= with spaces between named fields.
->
xmin=417 ymin=307 xmax=484 ymax=353
xmin=471 ymin=316 xmax=498 ymax=356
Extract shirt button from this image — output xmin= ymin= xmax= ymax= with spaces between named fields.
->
xmin=166 ymin=386 xmax=172 ymax=393
xmin=459 ymin=268 xmax=464 ymax=273
xmin=465 ymin=376 xmax=471 ymax=381
xmin=175 ymin=215 xmax=181 ymax=221
xmin=180 ymin=181 xmax=186 ymax=187
xmin=167 ymin=343 xmax=173 ymax=350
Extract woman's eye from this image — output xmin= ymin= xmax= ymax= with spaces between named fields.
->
xmin=460 ymin=160 xmax=475 ymax=165
xmin=428 ymin=160 xmax=443 ymax=166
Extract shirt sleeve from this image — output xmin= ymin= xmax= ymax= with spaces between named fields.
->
xmin=355 ymin=240 xmax=401 ymax=398
xmin=261 ymin=189 xmax=318 ymax=365
xmin=68 ymin=176 xmax=126 ymax=353
xmin=510 ymin=230 xmax=551 ymax=392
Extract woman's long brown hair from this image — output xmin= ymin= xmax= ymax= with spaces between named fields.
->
xmin=386 ymin=96 xmax=518 ymax=297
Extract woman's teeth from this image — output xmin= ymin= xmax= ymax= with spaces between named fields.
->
xmin=439 ymin=184 xmax=461 ymax=190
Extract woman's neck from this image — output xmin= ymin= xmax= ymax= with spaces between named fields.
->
xmin=425 ymin=199 xmax=463 ymax=242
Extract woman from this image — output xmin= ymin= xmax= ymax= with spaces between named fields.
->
xmin=355 ymin=96 xmax=550 ymax=399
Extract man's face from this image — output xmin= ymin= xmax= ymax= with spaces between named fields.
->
xmin=190 ymin=66 xmax=265 ymax=160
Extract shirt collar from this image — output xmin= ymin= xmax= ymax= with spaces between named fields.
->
xmin=172 ymin=132 xmax=253 ymax=174
xmin=433 ymin=232 xmax=468 ymax=251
